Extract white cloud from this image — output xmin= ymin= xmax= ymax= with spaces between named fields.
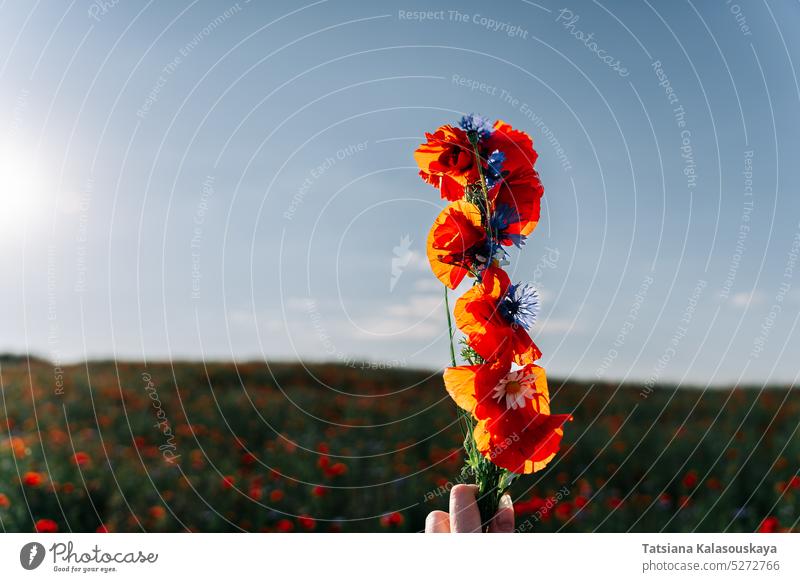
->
xmin=729 ymin=291 xmax=764 ymax=308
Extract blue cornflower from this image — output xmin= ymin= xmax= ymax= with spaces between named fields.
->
xmin=498 ymin=282 xmax=539 ymax=330
xmin=484 ymin=149 xmax=505 ymax=190
xmin=490 ymin=203 xmax=527 ymax=248
xmin=473 ymin=238 xmax=508 ymax=271
xmin=459 ymin=113 xmax=494 ymax=140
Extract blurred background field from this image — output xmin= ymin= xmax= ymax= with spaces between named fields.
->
xmin=0 ymin=356 xmax=797 ymax=533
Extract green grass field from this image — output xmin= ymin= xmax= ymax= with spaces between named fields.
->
xmin=0 ymin=357 xmax=797 ymax=532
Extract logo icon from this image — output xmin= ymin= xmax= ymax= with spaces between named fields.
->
xmin=20 ymin=542 xmax=46 ymax=570
xmin=390 ymin=234 xmax=414 ymax=292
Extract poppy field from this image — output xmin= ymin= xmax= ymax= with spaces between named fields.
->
xmin=0 ymin=356 xmax=797 ymax=533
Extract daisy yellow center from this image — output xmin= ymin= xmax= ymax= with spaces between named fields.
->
xmin=492 ymin=369 xmax=537 ymax=411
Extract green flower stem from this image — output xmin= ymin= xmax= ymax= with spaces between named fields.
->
xmin=468 ymin=134 xmax=494 ymax=241
xmin=443 ymin=285 xmax=457 ymax=368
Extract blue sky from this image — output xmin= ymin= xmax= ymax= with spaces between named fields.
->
xmin=1 ymin=0 xmax=798 ymax=386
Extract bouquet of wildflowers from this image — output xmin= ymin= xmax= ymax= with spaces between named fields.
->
xmin=415 ymin=114 xmax=571 ymax=529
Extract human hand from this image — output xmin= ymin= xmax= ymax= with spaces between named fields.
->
xmin=424 ymin=484 xmax=514 ymax=533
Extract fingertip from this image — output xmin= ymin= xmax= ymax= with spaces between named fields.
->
xmin=449 ymin=484 xmax=481 ymax=533
xmin=425 ymin=510 xmax=450 ymax=533
xmin=490 ymin=495 xmax=515 ymax=533
xmin=449 ymin=484 xmax=477 ymax=504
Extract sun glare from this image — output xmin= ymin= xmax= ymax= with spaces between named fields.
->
xmin=0 ymin=146 xmax=46 ymax=234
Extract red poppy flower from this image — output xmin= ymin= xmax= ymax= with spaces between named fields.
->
xmin=22 ymin=471 xmax=43 ymax=487
xmin=514 ymin=496 xmax=547 ymax=515
xmin=148 ymin=506 xmax=166 ymax=520
xmin=454 ymin=266 xmax=541 ymax=364
xmin=445 ymin=359 xmax=570 ymax=474
xmin=0 ymin=493 xmax=10 ymax=509
xmin=682 ymin=470 xmax=698 ymax=489
xmin=426 ymin=201 xmax=487 ymax=288
xmin=485 ymin=121 xmax=543 ymax=239
xmin=96 ymin=524 xmax=110 ymax=533
xmin=490 ymin=173 xmax=543 ymax=240
xmin=221 ymin=475 xmax=235 ymax=490
xmin=379 ymin=512 xmax=405 ymax=527
xmin=35 ymin=518 xmax=58 ymax=533
xmin=555 ymin=501 xmax=573 ymax=520
xmin=325 ymin=462 xmax=348 ymax=477
xmin=269 ymin=489 xmax=284 ymax=503
xmin=415 ymin=125 xmax=479 ymax=201
xmin=73 ymin=451 xmax=90 ymax=466
xmin=758 ymin=516 xmax=780 ymax=533
xmin=486 ymin=121 xmax=538 ymax=177
xmin=298 ymin=515 xmax=316 ymax=531
xmin=275 ymin=519 xmax=294 ymax=533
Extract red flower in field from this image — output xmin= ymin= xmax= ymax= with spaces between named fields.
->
xmin=555 ymin=501 xmax=573 ymax=520
xmin=249 ymin=487 xmax=263 ymax=501
xmin=269 ymin=489 xmax=285 ymax=503
xmin=22 ymin=471 xmax=43 ymax=487
xmin=35 ymin=519 xmax=58 ymax=533
xmin=379 ymin=512 xmax=405 ymax=528
xmin=275 ymin=519 xmax=294 ymax=533
xmin=0 ymin=493 xmax=10 ymax=508
xmin=575 ymin=495 xmax=588 ymax=510
xmin=9 ymin=436 xmax=27 ymax=458
xmin=148 ymin=506 xmax=166 ymax=520
xmin=312 ymin=485 xmax=328 ymax=497
xmin=758 ymin=516 xmax=780 ymax=533
xmin=682 ymin=470 xmax=698 ymax=489
xmin=221 ymin=475 xmax=235 ymax=490
xmin=96 ymin=524 xmax=109 ymax=533
xmin=454 ymin=266 xmax=541 ymax=364
xmin=317 ymin=455 xmax=330 ymax=470
xmin=415 ymin=125 xmax=478 ymax=201
xmin=298 ymin=515 xmax=316 ymax=531
xmin=325 ymin=462 xmax=348 ymax=478
xmin=426 ymin=201 xmax=487 ymax=289
xmin=241 ymin=452 xmax=257 ymax=466
xmin=607 ymin=496 xmax=624 ymax=510
xmin=705 ymin=477 xmax=722 ymax=491
xmin=514 ymin=496 xmax=547 ymax=515
xmin=678 ymin=495 xmax=691 ymax=509
xmin=445 ymin=359 xmax=570 ymax=474
xmin=62 ymin=482 xmax=75 ymax=494
xmin=789 ymin=475 xmax=800 ymax=490
xmin=73 ymin=451 xmax=90 ymax=466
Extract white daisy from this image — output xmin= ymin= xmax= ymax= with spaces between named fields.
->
xmin=492 ymin=369 xmax=537 ymax=410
